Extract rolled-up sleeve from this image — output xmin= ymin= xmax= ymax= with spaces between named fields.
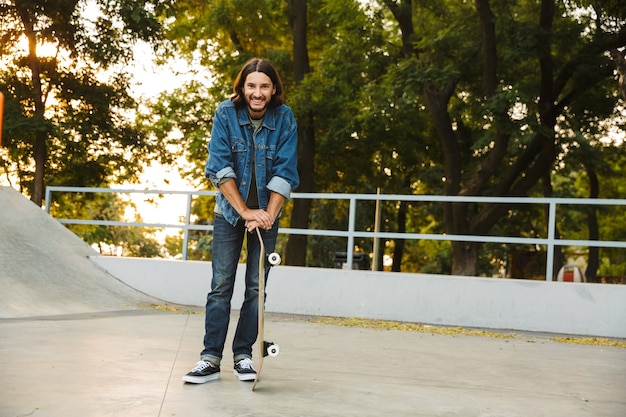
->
xmin=212 ymin=167 xmax=236 ymax=189
xmin=267 ymin=176 xmax=293 ymax=199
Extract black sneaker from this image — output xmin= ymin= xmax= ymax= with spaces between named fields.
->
xmin=182 ymin=360 xmax=220 ymax=384
xmin=233 ymin=358 xmax=256 ymax=381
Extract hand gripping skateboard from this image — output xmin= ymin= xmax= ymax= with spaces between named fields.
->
xmin=252 ymin=228 xmax=281 ymax=391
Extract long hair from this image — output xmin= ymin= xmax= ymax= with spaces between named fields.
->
xmin=231 ymin=58 xmax=285 ymax=108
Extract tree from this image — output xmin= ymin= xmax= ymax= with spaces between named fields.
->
xmin=380 ymin=0 xmax=626 ymax=275
xmin=551 ymin=139 xmax=626 ymax=282
xmin=48 ymin=191 xmax=162 ymax=257
xmin=0 ymin=0 xmax=170 ymax=206
xmin=284 ymin=0 xmax=314 ymax=266
xmin=150 ymin=0 xmax=624 ymax=276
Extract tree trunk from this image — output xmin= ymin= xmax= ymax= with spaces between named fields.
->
xmin=440 ymin=0 xmax=558 ymax=276
xmin=585 ymin=165 xmax=600 ymax=282
xmin=17 ymin=4 xmax=47 ymax=206
xmin=285 ymin=0 xmax=314 ymax=266
xmin=32 ymin=132 xmax=46 ymax=206
xmin=451 ymin=241 xmax=480 ymax=276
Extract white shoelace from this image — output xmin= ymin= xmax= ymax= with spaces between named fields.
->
xmin=238 ymin=358 xmax=254 ymax=369
xmin=192 ymin=361 xmax=213 ymax=372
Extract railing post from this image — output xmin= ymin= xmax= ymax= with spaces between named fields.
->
xmin=545 ymin=201 xmax=557 ymax=281
xmin=373 ymin=189 xmax=381 ymax=271
xmin=182 ymin=192 xmax=193 ymax=260
xmin=45 ymin=187 xmax=52 ymax=213
xmin=346 ymin=196 xmax=356 ymax=270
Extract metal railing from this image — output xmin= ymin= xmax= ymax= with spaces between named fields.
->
xmin=45 ymin=186 xmax=626 ymax=280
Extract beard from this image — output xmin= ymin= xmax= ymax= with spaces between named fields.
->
xmin=247 ymin=100 xmax=269 ymax=119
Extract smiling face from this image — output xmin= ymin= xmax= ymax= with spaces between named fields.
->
xmin=243 ymin=71 xmax=276 ymax=120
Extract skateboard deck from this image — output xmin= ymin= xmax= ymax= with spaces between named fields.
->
xmin=252 ymin=228 xmax=280 ymax=391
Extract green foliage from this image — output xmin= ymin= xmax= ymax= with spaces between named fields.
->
xmin=49 ymin=191 xmax=162 ymax=257
xmin=15 ymin=0 xmax=622 ymax=277
xmin=164 ymin=233 xmax=184 ymax=258
xmin=150 ymin=0 xmax=625 ymax=277
xmin=552 ymin=141 xmax=626 ymax=278
xmin=0 ymin=0 xmax=171 ymax=199
xmin=138 ymin=80 xmax=216 ymax=188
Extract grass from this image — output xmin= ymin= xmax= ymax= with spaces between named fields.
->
xmin=308 ymin=316 xmax=626 ymax=348
xmin=147 ymin=303 xmax=626 ymax=348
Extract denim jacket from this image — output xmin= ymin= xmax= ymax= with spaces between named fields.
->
xmin=205 ymin=100 xmax=300 ymax=226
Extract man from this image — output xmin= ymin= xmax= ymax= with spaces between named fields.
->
xmin=183 ymin=58 xmax=299 ymax=383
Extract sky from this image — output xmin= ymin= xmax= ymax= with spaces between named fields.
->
xmin=114 ymin=42 xmax=201 ymax=228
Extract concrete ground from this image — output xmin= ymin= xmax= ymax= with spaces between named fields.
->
xmin=1 ymin=309 xmax=625 ymax=417
xmin=1 ymin=186 xmax=625 ymax=417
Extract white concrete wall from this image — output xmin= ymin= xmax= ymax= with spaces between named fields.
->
xmin=91 ymin=256 xmax=626 ymax=339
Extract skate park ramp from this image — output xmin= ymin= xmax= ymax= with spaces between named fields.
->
xmin=0 ymin=186 xmax=161 ymax=318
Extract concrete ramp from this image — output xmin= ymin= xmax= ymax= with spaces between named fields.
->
xmin=0 ymin=186 xmax=161 ymax=318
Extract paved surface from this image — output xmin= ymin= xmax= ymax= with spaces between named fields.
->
xmin=1 ymin=185 xmax=625 ymax=417
xmin=1 ymin=310 xmax=625 ymax=417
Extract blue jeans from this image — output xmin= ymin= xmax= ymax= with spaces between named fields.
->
xmin=200 ymin=213 xmax=278 ymax=365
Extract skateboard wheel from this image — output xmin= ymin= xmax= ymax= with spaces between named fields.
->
xmin=268 ymin=252 xmax=281 ymax=265
xmin=267 ymin=344 xmax=280 ymax=357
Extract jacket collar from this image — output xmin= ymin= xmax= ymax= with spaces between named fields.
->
xmin=237 ymin=105 xmax=277 ymax=130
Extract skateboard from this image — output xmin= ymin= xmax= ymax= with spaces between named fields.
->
xmin=252 ymin=227 xmax=281 ymax=391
